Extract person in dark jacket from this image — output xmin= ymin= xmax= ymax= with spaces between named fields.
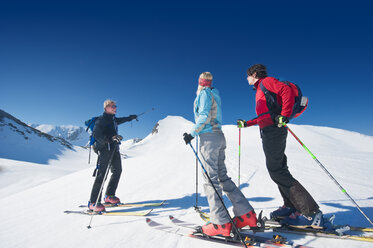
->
xmin=238 ymin=64 xmax=324 ymax=229
xmin=88 ymin=99 xmax=137 ymax=211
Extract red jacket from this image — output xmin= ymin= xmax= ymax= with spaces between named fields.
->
xmin=246 ymin=77 xmax=295 ymax=128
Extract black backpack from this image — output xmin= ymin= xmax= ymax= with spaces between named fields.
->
xmin=259 ymin=80 xmax=308 ymax=119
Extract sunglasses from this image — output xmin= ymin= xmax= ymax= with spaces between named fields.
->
xmin=108 ymin=105 xmax=117 ymax=108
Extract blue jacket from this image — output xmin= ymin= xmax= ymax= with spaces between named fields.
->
xmin=190 ymin=87 xmax=222 ymax=137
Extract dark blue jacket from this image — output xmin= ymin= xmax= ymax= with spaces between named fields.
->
xmin=93 ymin=112 xmax=135 ymax=152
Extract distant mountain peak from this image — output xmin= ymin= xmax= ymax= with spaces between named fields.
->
xmin=30 ymin=124 xmax=89 ymax=146
xmin=0 ymin=109 xmax=73 ymax=149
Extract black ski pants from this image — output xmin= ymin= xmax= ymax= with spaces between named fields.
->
xmin=261 ymin=125 xmax=319 ymax=216
xmin=90 ymin=148 xmax=122 ymax=203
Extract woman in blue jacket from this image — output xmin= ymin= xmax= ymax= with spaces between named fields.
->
xmin=183 ymin=72 xmax=257 ymax=237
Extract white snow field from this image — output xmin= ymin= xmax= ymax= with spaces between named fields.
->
xmin=1 ymin=116 xmax=373 ymax=248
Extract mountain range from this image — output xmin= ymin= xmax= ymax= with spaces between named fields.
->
xmin=30 ymin=124 xmax=89 ymax=146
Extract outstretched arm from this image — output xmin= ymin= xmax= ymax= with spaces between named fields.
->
xmin=116 ymin=115 xmax=137 ymax=125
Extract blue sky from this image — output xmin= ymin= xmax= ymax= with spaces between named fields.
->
xmin=1 ymin=0 xmax=372 ymax=139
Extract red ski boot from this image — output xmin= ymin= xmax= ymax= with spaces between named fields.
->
xmin=88 ymin=202 xmax=105 ymax=212
xmin=104 ymin=195 xmax=120 ymax=204
xmin=201 ymin=222 xmax=232 ymax=237
xmin=233 ymin=210 xmax=258 ymax=228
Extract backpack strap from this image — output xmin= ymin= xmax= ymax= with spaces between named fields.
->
xmin=85 ymin=117 xmax=99 ymax=132
xmin=259 ymin=81 xmax=282 ymax=119
xmin=92 ymin=151 xmax=100 ymax=177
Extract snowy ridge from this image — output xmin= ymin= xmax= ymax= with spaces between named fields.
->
xmin=0 ymin=115 xmax=373 ymax=248
xmin=0 ymin=109 xmax=73 ymax=164
xmin=31 ymin=124 xmax=89 ymax=146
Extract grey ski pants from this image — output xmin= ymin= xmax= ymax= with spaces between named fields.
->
xmin=199 ymin=131 xmax=254 ymax=224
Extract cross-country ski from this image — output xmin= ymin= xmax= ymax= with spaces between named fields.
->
xmin=146 ymin=217 xmax=308 ymax=248
xmin=78 ymin=200 xmax=165 ymax=208
xmin=195 ymin=208 xmax=373 ymax=243
xmin=64 ymin=209 xmax=153 ymax=216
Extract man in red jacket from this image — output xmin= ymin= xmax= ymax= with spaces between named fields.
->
xmin=238 ymin=64 xmax=324 ymax=229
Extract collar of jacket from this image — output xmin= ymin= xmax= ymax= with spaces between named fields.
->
xmin=253 ymin=78 xmax=265 ymax=90
xmin=103 ymin=112 xmax=115 ymax=119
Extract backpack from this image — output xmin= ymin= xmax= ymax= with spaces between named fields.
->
xmin=259 ymin=80 xmax=308 ymax=119
xmin=85 ymin=117 xmax=98 ymax=146
xmin=84 ymin=117 xmax=99 ymax=164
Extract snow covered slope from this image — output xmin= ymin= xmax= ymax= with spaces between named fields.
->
xmin=0 ymin=109 xmax=73 ymax=164
xmin=0 ymin=115 xmax=373 ymax=248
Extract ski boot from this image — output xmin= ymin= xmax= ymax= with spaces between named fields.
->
xmin=199 ymin=222 xmax=233 ymax=237
xmin=88 ymin=201 xmax=105 ymax=212
xmin=270 ymin=205 xmax=296 ymax=220
xmin=104 ymin=195 xmax=120 ymax=204
xmin=282 ymin=210 xmax=325 ymax=229
xmin=233 ymin=210 xmax=258 ymax=229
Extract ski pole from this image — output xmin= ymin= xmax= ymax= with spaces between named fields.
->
xmin=132 ymin=107 xmax=155 ymax=127
xmin=238 ymin=127 xmax=241 ymax=187
xmin=194 ymin=137 xmax=200 ymax=210
xmin=137 ymin=107 xmax=155 ymax=117
xmin=284 ymin=123 xmax=373 ymax=226
xmin=88 ymin=145 xmax=92 ymax=164
xmin=189 ymin=143 xmax=249 ymax=248
xmin=87 ymin=144 xmax=118 ymax=229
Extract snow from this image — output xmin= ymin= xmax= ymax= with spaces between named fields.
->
xmin=31 ymin=124 xmax=89 ymax=146
xmin=1 ymin=115 xmax=373 ymax=248
xmin=0 ymin=113 xmax=73 ymax=164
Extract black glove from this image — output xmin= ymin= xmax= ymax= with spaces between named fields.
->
xmin=129 ymin=115 xmax=138 ymax=121
xmin=183 ymin=133 xmax=194 ymax=145
xmin=275 ymin=115 xmax=289 ymax=128
xmin=112 ymin=135 xmax=123 ymax=143
xmin=237 ymin=119 xmax=247 ymax=128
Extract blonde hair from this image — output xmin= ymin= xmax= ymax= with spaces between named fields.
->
xmin=199 ymin=72 xmax=213 ymax=81
xmin=197 ymin=72 xmax=213 ymax=95
xmin=103 ymin=99 xmax=116 ymax=110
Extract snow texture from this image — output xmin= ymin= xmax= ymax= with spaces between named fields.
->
xmin=1 ymin=115 xmax=373 ymax=248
